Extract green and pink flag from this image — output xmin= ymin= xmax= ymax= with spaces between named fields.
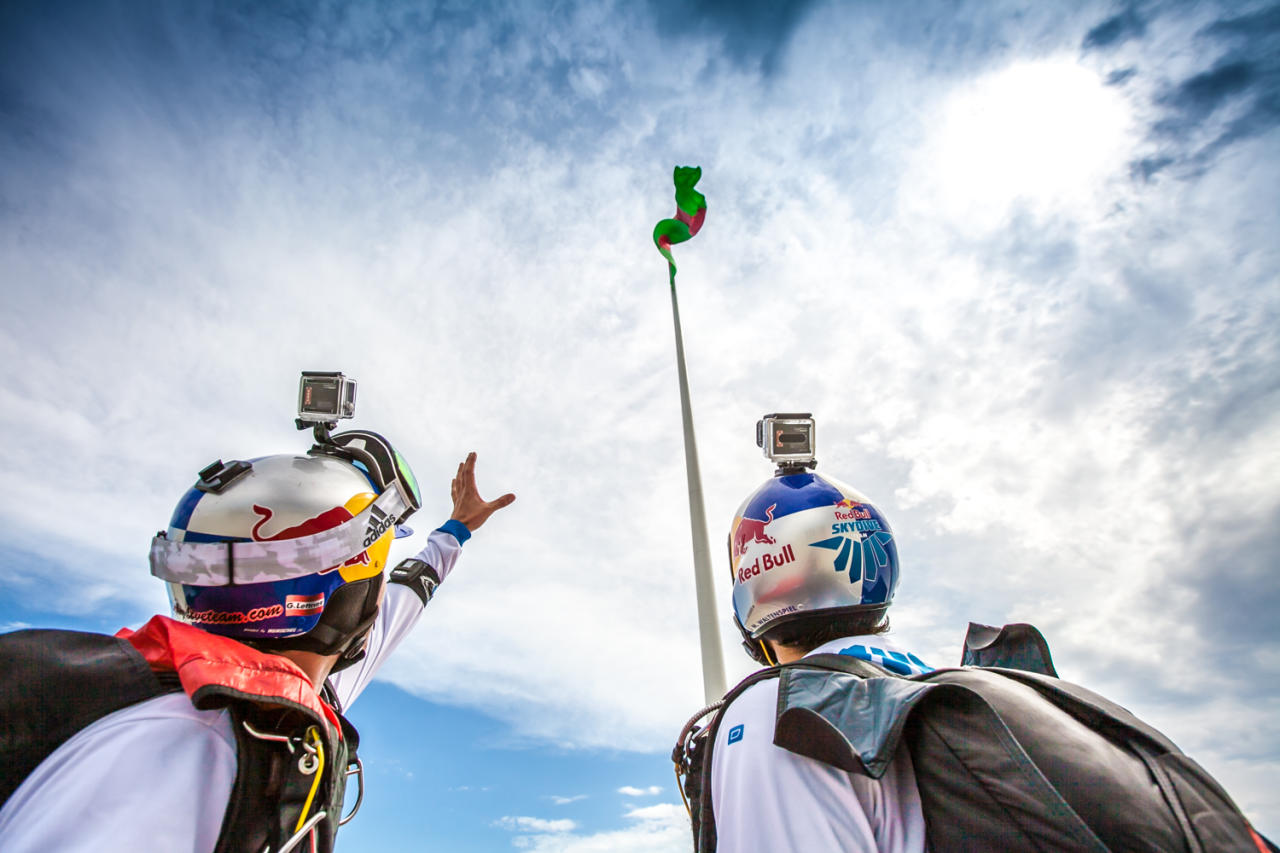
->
xmin=653 ymin=166 xmax=706 ymax=284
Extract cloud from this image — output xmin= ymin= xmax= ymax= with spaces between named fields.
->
xmin=646 ymin=0 xmax=819 ymax=77
xmin=1 ymin=0 xmax=1278 ymax=834
xmin=626 ymin=803 xmax=682 ymax=820
xmin=499 ymin=803 xmax=688 ymax=853
xmin=618 ymin=785 xmax=663 ymax=796
xmin=549 ymin=794 xmax=588 ymax=805
xmin=1102 ymin=1 xmax=1280 ymax=178
xmin=496 ymin=816 xmax=578 ymax=833
xmin=1082 ymin=7 xmax=1147 ymax=51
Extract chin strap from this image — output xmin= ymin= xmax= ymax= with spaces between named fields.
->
xmin=758 ymin=640 xmax=777 ymax=666
xmin=735 ymin=613 xmax=775 ymax=666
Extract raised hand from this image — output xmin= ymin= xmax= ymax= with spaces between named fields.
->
xmin=449 ymin=452 xmax=515 ymax=532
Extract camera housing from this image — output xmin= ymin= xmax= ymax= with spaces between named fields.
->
xmin=297 ymin=371 xmax=358 ymax=425
xmin=757 ymin=412 xmax=817 ymax=472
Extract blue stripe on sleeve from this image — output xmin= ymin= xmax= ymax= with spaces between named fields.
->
xmin=437 ymin=519 xmax=471 ymax=544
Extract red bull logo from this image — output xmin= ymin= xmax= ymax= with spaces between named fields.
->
xmin=733 ymin=503 xmax=777 ymax=559
xmin=251 ymin=504 xmax=370 ymax=568
xmin=834 ymin=499 xmax=872 ymax=521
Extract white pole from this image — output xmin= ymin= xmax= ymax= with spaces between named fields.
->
xmin=669 ymin=275 xmax=728 ymax=703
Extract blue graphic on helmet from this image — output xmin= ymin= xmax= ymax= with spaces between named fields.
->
xmin=810 ymin=530 xmax=894 ymax=582
xmin=727 ymin=725 xmax=744 ymax=745
xmin=808 ymin=524 xmax=897 ymax=607
xmin=738 ymin=472 xmax=843 ymax=523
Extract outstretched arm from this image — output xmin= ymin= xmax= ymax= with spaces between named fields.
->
xmin=328 ymin=453 xmax=514 ymax=708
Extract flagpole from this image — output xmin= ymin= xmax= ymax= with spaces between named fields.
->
xmin=668 ymin=265 xmax=727 ymax=704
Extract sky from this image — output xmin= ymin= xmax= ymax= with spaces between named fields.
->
xmin=1 ymin=0 xmax=1278 ymax=848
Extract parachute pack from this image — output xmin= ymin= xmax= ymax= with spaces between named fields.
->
xmin=674 ymin=623 xmax=1276 ymax=853
xmin=0 ymin=627 xmax=360 ymax=853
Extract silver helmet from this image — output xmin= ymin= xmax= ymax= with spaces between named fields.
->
xmin=150 ymin=432 xmax=418 ymax=662
xmin=729 ymin=470 xmax=900 ymax=660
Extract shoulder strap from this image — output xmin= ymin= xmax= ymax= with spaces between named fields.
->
xmin=673 ymin=664 xmax=791 ymax=853
xmin=213 ymin=702 xmax=356 ymax=853
xmin=795 ymin=652 xmax=901 ymax=679
xmin=773 ymin=653 xmax=934 ymax=779
xmin=675 ymin=657 xmax=889 ymax=853
xmin=0 ymin=629 xmax=181 ymax=808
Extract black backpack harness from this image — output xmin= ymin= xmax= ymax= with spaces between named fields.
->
xmin=674 ymin=624 xmax=1275 ymax=853
xmin=0 ymin=628 xmax=362 ymax=853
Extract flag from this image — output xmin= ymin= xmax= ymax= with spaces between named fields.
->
xmin=653 ymin=165 xmax=707 ymax=275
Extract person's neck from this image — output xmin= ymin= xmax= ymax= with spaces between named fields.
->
xmin=770 ymin=643 xmax=808 ymax=664
xmin=279 ymin=649 xmax=337 ymax=691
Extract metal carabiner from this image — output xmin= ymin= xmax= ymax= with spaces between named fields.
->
xmin=339 ymin=758 xmax=364 ymax=825
xmin=241 ymin=720 xmax=298 ymax=753
xmin=298 ymin=738 xmax=320 ymax=775
xmin=273 ymin=810 xmax=327 ymax=853
xmin=241 ymin=720 xmax=320 ymax=774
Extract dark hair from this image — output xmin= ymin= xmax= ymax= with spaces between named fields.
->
xmin=763 ymin=610 xmax=890 ymax=656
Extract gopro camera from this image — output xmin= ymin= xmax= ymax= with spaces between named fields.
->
xmin=757 ymin=412 xmax=817 ymax=471
xmin=297 ymin=371 xmax=357 ymax=425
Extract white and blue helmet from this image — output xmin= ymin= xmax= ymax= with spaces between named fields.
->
xmin=729 ymin=470 xmax=899 ymax=657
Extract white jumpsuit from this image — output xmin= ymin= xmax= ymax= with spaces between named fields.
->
xmin=0 ymin=526 xmax=464 ymax=853
xmin=709 ymin=635 xmax=931 ymax=853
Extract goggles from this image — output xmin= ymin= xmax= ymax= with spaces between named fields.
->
xmin=317 ymin=430 xmax=422 ymax=522
xmin=151 ymin=482 xmax=413 ymax=586
xmin=150 ymin=430 xmax=421 ymax=587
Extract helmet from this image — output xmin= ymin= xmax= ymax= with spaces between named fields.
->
xmin=150 ymin=430 xmax=420 ymax=663
xmin=728 ymin=470 xmax=899 ymax=662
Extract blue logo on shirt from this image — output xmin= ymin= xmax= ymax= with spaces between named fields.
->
xmin=727 ymin=724 xmax=744 ymax=745
xmin=839 ymin=643 xmax=934 ymax=675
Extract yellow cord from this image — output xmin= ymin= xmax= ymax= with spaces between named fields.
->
xmin=760 ymin=640 xmax=776 ymax=666
xmin=675 ymin=762 xmax=692 ymax=818
xmin=295 ymin=726 xmax=326 ymax=833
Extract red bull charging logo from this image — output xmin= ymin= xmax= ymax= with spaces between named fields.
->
xmin=733 ymin=503 xmax=799 ymax=583
xmin=732 ymin=503 xmax=777 ymax=559
xmin=251 ymin=504 xmax=370 ymax=568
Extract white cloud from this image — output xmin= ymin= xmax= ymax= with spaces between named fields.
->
xmin=549 ymin=795 xmax=588 ymax=805
xmin=1 ymin=0 xmax=1277 ymax=834
xmin=496 ymin=816 xmax=577 ymax=834
xmin=502 ymin=803 xmax=688 ymax=853
xmin=618 ymin=785 xmax=663 ymax=797
xmin=625 ymin=803 xmax=682 ymax=821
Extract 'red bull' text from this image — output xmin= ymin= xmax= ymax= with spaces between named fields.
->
xmin=737 ymin=544 xmax=796 ymax=584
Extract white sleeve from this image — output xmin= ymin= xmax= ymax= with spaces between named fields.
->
xmin=0 ymin=693 xmax=237 ymax=853
xmin=327 ymin=526 xmax=463 ymax=709
xmin=709 ymin=678 xmax=926 ymax=853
